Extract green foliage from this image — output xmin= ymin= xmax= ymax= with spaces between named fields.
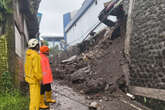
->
xmin=136 ymin=96 xmax=165 ymax=110
xmin=0 ymin=72 xmax=29 ymax=110
xmin=0 ymin=90 xmax=29 ymax=110
xmin=0 ymin=0 xmax=12 ymax=14
xmin=0 ymin=72 xmax=13 ymax=93
xmin=0 ymin=0 xmax=12 ymax=23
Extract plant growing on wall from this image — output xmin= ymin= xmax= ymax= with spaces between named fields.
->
xmin=0 ymin=0 xmax=12 ymax=14
xmin=0 ymin=0 xmax=13 ymax=35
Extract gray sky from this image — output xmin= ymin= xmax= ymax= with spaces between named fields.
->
xmin=38 ymin=0 xmax=85 ymax=36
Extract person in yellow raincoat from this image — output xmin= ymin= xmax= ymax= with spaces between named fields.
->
xmin=24 ymin=39 xmax=43 ymax=110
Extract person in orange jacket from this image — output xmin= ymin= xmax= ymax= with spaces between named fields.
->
xmin=39 ymin=45 xmax=56 ymax=109
xmin=24 ymin=39 xmax=43 ymax=110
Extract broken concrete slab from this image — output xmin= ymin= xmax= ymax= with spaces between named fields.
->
xmin=61 ymin=55 xmax=77 ymax=63
xmin=71 ymin=67 xmax=90 ymax=84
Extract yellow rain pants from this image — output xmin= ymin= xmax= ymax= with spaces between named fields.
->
xmin=29 ymin=83 xmax=40 ymax=110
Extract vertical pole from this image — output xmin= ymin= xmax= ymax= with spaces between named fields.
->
xmin=53 ymin=40 xmax=55 ymax=55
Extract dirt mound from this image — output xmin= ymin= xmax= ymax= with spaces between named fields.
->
xmin=54 ymin=25 xmax=128 ymax=95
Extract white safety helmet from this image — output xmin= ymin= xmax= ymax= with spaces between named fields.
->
xmin=28 ymin=38 xmax=39 ymax=48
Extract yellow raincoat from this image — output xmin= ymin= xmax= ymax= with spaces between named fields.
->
xmin=25 ymin=49 xmax=42 ymax=110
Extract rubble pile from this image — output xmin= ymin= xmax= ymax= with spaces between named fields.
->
xmin=54 ymin=26 xmax=128 ymax=96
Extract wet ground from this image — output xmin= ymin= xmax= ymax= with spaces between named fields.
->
xmin=49 ymin=81 xmax=89 ymax=110
xmin=43 ymin=81 xmax=151 ymax=110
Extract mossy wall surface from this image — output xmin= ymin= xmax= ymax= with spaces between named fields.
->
xmin=0 ymin=35 xmax=8 ymax=74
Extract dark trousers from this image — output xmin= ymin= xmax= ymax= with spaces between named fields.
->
xmin=41 ymin=83 xmax=51 ymax=95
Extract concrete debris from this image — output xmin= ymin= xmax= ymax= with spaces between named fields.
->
xmin=126 ymin=93 xmax=135 ymax=100
xmin=89 ymin=101 xmax=99 ymax=110
xmin=99 ymin=99 xmax=103 ymax=103
xmin=86 ymin=96 xmax=92 ymax=100
xmin=80 ymin=90 xmax=85 ymax=94
xmin=61 ymin=55 xmax=77 ymax=63
xmin=54 ymin=18 xmax=129 ymax=97
xmin=102 ymin=96 xmax=109 ymax=101
xmin=54 ymin=24 xmax=128 ymax=95
xmin=52 ymin=20 xmax=152 ymax=110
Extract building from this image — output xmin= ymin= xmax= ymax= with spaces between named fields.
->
xmin=63 ymin=0 xmax=111 ymax=46
xmin=0 ymin=0 xmax=41 ymax=87
xmin=63 ymin=10 xmax=78 ymax=46
xmin=40 ymin=34 xmax=64 ymax=49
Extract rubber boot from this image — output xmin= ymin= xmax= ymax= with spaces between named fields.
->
xmin=40 ymin=95 xmax=49 ymax=109
xmin=46 ymin=91 xmax=56 ymax=103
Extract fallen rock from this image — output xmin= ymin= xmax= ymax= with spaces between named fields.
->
xmin=80 ymin=90 xmax=85 ymax=94
xmin=86 ymin=96 xmax=93 ymax=100
xmin=89 ymin=101 xmax=99 ymax=110
xmin=85 ymin=78 xmax=106 ymax=94
xmin=108 ymin=85 xmax=117 ymax=94
xmin=116 ymin=75 xmax=128 ymax=93
xmin=102 ymin=96 xmax=109 ymax=101
xmin=71 ymin=67 xmax=90 ymax=84
xmin=104 ymin=82 xmax=113 ymax=91
xmin=54 ymin=69 xmax=65 ymax=79
xmin=65 ymin=64 xmax=76 ymax=74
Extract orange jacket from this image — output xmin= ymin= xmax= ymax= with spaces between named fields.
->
xmin=40 ymin=53 xmax=53 ymax=84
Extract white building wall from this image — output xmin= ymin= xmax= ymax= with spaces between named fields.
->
xmin=15 ymin=26 xmax=23 ymax=57
xmin=66 ymin=0 xmax=110 ymax=46
xmin=24 ymin=19 xmax=29 ymax=42
xmin=70 ymin=10 xmax=78 ymax=20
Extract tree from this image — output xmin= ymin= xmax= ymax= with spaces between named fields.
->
xmin=0 ymin=0 xmax=13 ymax=35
